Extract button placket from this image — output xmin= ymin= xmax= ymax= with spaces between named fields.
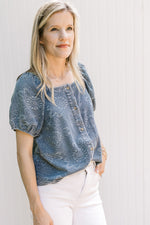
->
xmin=65 ymin=85 xmax=86 ymax=133
xmin=64 ymin=84 xmax=95 ymax=159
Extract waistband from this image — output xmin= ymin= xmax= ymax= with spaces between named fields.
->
xmin=63 ymin=161 xmax=97 ymax=179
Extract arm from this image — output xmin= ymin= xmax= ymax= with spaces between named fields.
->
xmin=16 ymin=130 xmax=54 ymax=225
xmin=101 ymin=143 xmax=108 ymax=160
xmin=95 ymin=142 xmax=107 ymax=176
xmin=9 ymin=75 xmax=52 ymax=224
xmin=16 ymin=130 xmax=43 ymax=212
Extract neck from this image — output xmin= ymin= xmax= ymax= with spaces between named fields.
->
xmin=46 ymin=57 xmax=69 ymax=79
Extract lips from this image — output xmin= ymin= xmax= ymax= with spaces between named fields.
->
xmin=56 ymin=44 xmax=69 ymax=47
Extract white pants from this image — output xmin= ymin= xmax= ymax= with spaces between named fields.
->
xmin=37 ymin=161 xmax=107 ymax=225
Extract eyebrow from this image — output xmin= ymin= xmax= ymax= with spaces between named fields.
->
xmin=47 ymin=24 xmax=74 ymax=29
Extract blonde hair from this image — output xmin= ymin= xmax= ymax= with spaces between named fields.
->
xmin=27 ymin=0 xmax=85 ymax=105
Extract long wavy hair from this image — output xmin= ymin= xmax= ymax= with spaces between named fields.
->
xmin=27 ymin=0 xmax=85 ymax=105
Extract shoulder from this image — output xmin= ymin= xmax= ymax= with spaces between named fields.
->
xmin=15 ymin=71 xmax=42 ymax=93
xmin=78 ymin=62 xmax=96 ymax=111
xmin=78 ymin=62 xmax=93 ymax=85
xmin=78 ymin=62 xmax=87 ymax=73
xmin=78 ymin=62 xmax=91 ymax=80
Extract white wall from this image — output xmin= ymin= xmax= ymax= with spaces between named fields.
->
xmin=1 ymin=0 xmax=150 ymax=225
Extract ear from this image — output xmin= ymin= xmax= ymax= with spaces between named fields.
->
xmin=39 ymin=40 xmax=44 ymax=45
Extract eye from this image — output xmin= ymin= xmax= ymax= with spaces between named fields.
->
xmin=67 ymin=27 xmax=73 ymax=30
xmin=51 ymin=28 xmax=58 ymax=31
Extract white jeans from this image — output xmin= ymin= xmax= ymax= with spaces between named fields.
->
xmin=37 ymin=161 xmax=107 ymax=225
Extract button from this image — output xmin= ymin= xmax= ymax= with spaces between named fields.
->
xmin=80 ymin=128 xmax=84 ymax=131
xmin=66 ymin=86 xmax=70 ymax=89
xmin=74 ymin=106 xmax=77 ymax=110
xmin=90 ymin=147 xmax=94 ymax=150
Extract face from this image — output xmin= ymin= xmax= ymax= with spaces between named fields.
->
xmin=40 ymin=10 xmax=74 ymax=61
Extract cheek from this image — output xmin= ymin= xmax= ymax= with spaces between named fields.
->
xmin=69 ymin=33 xmax=74 ymax=43
xmin=44 ymin=34 xmax=57 ymax=45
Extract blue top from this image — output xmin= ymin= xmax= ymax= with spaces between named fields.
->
xmin=9 ymin=62 xmax=102 ymax=186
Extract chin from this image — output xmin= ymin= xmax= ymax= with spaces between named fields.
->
xmin=57 ymin=53 xmax=71 ymax=59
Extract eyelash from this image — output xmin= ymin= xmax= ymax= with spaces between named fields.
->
xmin=51 ymin=27 xmax=73 ymax=31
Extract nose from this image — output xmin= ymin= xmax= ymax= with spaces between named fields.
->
xmin=59 ymin=29 xmax=68 ymax=40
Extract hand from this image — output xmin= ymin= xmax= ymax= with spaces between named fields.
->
xmin=95 ymin=154 xmax=106 ymax=177
xmin=32 ymin=205 xmax=54 ymax=225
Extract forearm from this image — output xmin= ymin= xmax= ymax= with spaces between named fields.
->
xmin=101 ymin=143 xmax=107 ymax=160
xmin=17 ymin=153 xmax=43 ymax=213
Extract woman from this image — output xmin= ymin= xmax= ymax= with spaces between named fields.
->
xmin=9 ymin=0 xmax=108 ymax=225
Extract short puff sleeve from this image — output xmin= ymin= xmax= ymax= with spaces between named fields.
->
xmin=78 ymin=62 xmax=96 ymax=111
xmin=9 ymin=73 xmax=45 ymax=137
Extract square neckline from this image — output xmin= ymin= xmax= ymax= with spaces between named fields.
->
xmin=28 ymin=71 xmax=77 ymax=90
xmin=52 ymin=80 xmax=76 ymax=90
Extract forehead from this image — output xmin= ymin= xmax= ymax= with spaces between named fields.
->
xmin=46 ymin=10 xmax=74 ymax=26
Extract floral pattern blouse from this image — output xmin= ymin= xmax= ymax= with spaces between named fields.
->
xmin=9 ymin=62 xmax=102 ymax=186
